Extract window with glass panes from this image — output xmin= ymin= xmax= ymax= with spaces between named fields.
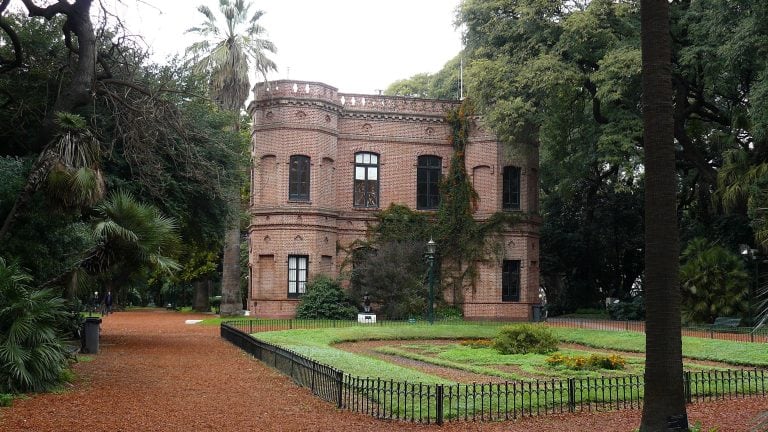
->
xmin=417 ymin=155 xmax=441 ymax=210
xmin=502 ymin=260 xmax=520 ymax=302
xmin=354 ymin=152 xmax=379 ymax=208
xmin=502 ymin=166 xmax=521 ymax=210
xmin=288 ymin=255 xmax=308 ymax=297
xmin=289 ymin=155 xmax=310 ymax=201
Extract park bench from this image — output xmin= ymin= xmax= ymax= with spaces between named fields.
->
xmin=711 ymin=317 xmax=741 ymax=330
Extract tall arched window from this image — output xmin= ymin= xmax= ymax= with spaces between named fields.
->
xmin=289 ymin=155 xmax=310 ymax=201
xmin=417 ymin=155 xmax=441 ymax=210
xmin=502 ymin=166 xmax=521 ymax=210
xmin=354 ymin=152 xmax=379 ymax=208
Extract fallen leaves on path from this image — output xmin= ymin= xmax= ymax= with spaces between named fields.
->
xmin=0 ymin=310 xmax=765 ymax=431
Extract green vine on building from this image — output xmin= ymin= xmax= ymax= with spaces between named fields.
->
xmin=436 ymin=99 xmax=519 ymax=305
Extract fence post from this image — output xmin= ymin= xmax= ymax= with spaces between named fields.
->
xmin=336 ymin=370 xmax=344 ymax=409
xmin=684 ymin=371 xmax=692 ymax=404
xmin=310 ymin=362 xmax=316 ymax=394
xmin=436 ymin=384 xmax=444 ymax=425
xmin=567 ymin=378 xmax=576 ymax=413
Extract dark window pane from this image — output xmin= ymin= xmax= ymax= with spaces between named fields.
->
xmin=502 ymin=260 xmax=520 ymax=302
xmin=289 ymin=155 xmax=310 ymax=201
xmin=417 ymin=155 xmax=441 ymax=210
xmin=503 ymin=166 xmax=520 ymax=210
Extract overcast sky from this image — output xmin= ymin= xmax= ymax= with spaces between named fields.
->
xmin=109 ymin=0 xmax=464 ymax=95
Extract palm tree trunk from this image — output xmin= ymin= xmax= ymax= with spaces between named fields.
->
xmin=639 ymin=0 xmax=688 ymax=430
xmin=219 ymin=203 xmax=241 ymax=316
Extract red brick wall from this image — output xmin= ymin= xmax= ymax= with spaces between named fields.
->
xmin=247 ymin=80 xmax=540 ymax=320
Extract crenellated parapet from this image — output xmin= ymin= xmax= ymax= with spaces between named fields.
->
xmin=253 ymin=80 xmax=339 ymax=104
xmin=250 ymin=80 xmax=461 ymax=123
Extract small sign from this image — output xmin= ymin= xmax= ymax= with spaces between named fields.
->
xmin=357 ymin=313 xmax=376 ymax=324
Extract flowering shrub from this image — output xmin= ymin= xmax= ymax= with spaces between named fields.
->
xmin=546 ymin=353 xmax=626 ymax=370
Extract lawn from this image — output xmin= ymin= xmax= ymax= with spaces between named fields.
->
xmin=255 ymin=323 xmax=768 ymax=382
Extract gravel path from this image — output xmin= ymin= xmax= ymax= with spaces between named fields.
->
xmin=0 ymin=310 xmax=765 ymax=431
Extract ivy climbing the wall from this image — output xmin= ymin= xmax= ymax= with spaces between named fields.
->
xmin=436 ymin=99 xmax=519 ymax=305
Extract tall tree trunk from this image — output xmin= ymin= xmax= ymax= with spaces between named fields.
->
xmin=192 ymin=278 xmax=211 ymax=312
xmin=639 ymin=0 xmax=688 ymax=430
xmin=219 ymin=206 xmax=241 ymax=316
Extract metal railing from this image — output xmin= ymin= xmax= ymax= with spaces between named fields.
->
xmin=547 ymin=317 xmax=768 ymax=343
xmin=221 ymin=320 xmax=768 ymax=424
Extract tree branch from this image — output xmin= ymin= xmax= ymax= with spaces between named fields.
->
xmin=0 ymin=0 xmax=23 ymax=72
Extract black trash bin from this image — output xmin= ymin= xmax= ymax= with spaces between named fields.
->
xmin=81 ymin=317 xmax=102 ymax=354
xmin=531 ymin=304 xmax=545 ymax=322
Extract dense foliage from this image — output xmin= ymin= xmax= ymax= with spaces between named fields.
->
xmin=349 ymin=241 xmax=429 ymax=320
xmin=607 ymin=296 xmax=645 ymax=321
xmin=680 ymin=239 xmax=750 ymax=324
xmin=295 ymin=276 xmax=358 ymax=320
xmin=431 ymin=0 xmax=768 ymax=322
xmin=0 ymin=2 xmax=248 ymax=395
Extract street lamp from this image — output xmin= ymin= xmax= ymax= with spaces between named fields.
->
xmin=425 ymin=238 xmax=437 ymax=324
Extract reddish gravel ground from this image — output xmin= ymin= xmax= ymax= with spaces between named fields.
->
xmin=0 ymin=309 xmax=766 ymax=432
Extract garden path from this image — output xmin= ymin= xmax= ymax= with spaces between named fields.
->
xmin=0 ymin=310 xmax=765 ymax=431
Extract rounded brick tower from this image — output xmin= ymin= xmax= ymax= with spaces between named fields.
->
xmin=248 ymin=81 xmax=342 ymax=317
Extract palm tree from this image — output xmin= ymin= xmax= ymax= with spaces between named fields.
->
xmin=680 ymin=238 xmax=750 ymax=324
xmin=639 ymin=0 xmax=689 ymax=429
xmin=0 ymin=258 xmax=71 ymax=393
xmin=185 ymin=0 xmax=277 ymax=316
xmin=86 ymin=191 xmax=180 ymax=298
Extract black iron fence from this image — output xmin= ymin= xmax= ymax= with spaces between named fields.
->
xmin=221 ymin=321 xmax=768 ymax=425
xmin=548 ymin=317 xmax=768 ymax=343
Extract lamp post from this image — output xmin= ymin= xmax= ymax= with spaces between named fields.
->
xmin=425 ymin=238 xmax=437 ymax=325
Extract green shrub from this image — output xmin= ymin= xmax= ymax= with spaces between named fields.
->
xmin=435 ymin=305 xmax=463 ymax=320
xmin=0 ymin=393 xmax=13 ymax=407
xmin=492 ymin=324 xmax=558 ymax=355
xmin=295 ymin=276 xmax=358 ymax=320
xmin=0 ymin=258 xmax=71 ymax=393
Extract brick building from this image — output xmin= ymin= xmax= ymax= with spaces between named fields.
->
xmin=246 ymin=80 xmax=540 ymax=320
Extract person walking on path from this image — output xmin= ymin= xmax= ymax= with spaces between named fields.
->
xmin=102 ymin=290 xmax=113 ymax=316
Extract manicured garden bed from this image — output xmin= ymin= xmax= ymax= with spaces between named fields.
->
xmin=240 ymin=322 xmax=768 ymax=423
